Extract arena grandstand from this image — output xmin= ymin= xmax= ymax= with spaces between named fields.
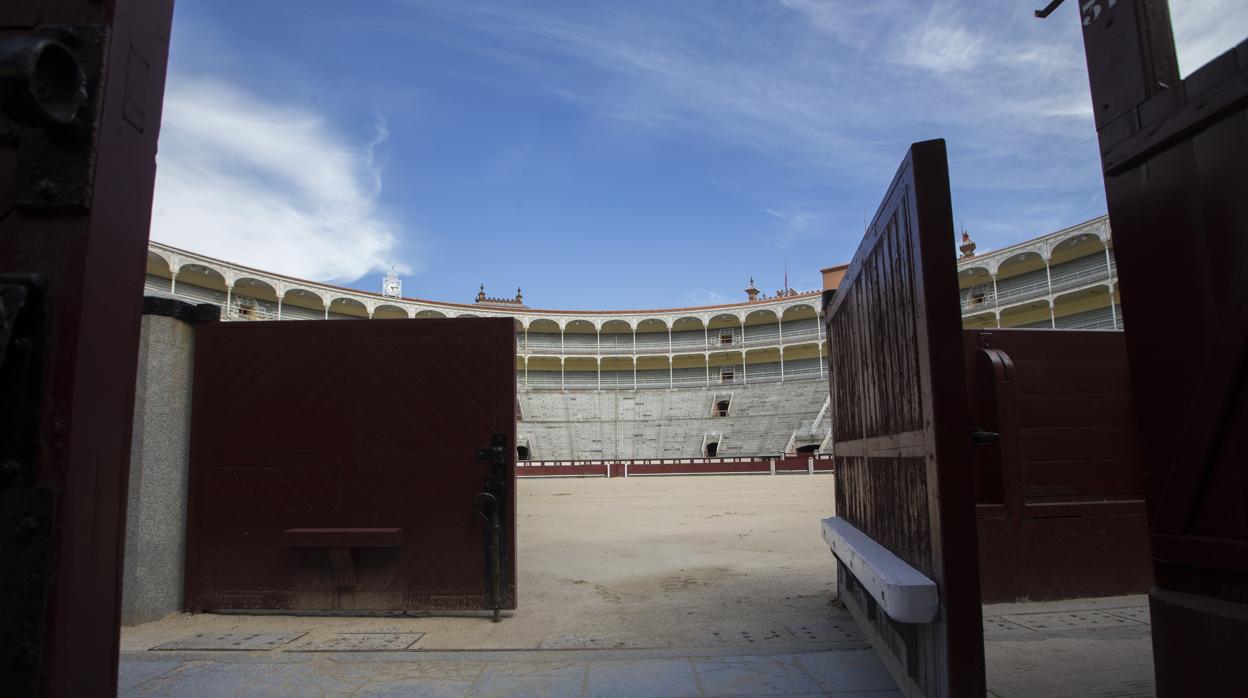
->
xmin=142 ymin=214 xmax=1120 ymax=463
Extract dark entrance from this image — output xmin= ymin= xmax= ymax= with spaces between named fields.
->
xmin=184 ymin=318 xmax=516 ymax=614
xmin=823 ymin=140 xmax=985 ymax=696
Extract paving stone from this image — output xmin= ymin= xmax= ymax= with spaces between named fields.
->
xmin=1101 ymin=606 xmax=1151 ymax=624
xmin=1001 ymin=610 xmax=1145 ymax=632
xmin=467 ymin=660 xmax=586 ymax=698
xmin=792 ymin=648 xmax=899 ymax=693
xmin=151 ymin=631 xmax=307 ymax=651
xmin=117 ymin=660 xmax=183 ymax=692
xmin=287 ymin=632 xmax=424 ymax=651
xmin=585 ymin=658 xmax=700 ymax=698
xmin=692 ymin=654 xmax=825 ymax=696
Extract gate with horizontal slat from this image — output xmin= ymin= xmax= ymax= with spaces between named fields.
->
xmin=823 ymin=139 xmax=984 ymax=697
xmin=184 ymin=317 xmax=516 ymax=615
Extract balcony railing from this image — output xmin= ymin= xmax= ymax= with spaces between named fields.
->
xmin=960 ymin=264 xmax=1115 ymax=313
xmin=516 ymin=326 xmax=823 ymax=356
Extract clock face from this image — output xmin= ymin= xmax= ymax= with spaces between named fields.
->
xmin=383 ymin=279 xmax=400 ymax=296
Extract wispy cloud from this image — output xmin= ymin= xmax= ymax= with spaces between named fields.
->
xmin=151 ymin=77 xmax=409 ymax=283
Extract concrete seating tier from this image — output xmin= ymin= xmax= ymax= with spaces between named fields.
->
xmin=517 ymin=379 xmax=828 ymax=460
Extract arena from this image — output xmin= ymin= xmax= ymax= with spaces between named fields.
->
xmin=141 ymin=214 xmax=1120 ymax=465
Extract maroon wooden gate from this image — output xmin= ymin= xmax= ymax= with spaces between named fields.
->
xmin=824 ymin=140 xmax=984 ymax=697
xmin=185 ymin=318 xmax=516 ymax=615
xmin=1070 ymin=2 xmax=1248 ymax=693
xmin=0 ymin=1 xmax=174 ymax=694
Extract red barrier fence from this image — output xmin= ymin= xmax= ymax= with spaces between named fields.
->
xmin=516 ymin=455 xmax=834 ymax=478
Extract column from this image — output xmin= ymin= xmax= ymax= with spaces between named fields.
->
xmin=1109 ymin=287 xmax=1119 ymax=329
xmin=1044 ymin=261 xmax=1056 ymax=328
xmin=1104 ymin=245 xmax=1119 ymax=329
xmin=561 ymin=327 xmax=565 ymax=354
xmin=524 ymin=326 xmax=529 ymax=352
xmin=224 ymin=284 xmax=233 ymax=318
xmin=741 ymin=353 xmax=747 ymax=385
xmin=704 ymin=354 xmax=709 ymax=387
xmin=703 ymin=324 xmax=708 ymax=350
xmin=560 ymin=358 xmax=564 ymax=391
xmin=277 ymin=296 xmax=283 ymax=320
xmin=524 ymin=357 xmax=529 ymax=387
xmin=169 ymin=270 xmax=178 ymax=296
xmin=596 ymin=328 xmax=601 ymax=355
xmin=667 ymin=326 xmax=672 ymax=354
xmin=990 ymin=272 xmax=1000 ymax=309
xmin=668 ymin=357 xmax=673 ymax=390
xmin=324 ymin=303 xmax=329 ymax=320
xmin=632 ymin=328 xmax=636 ymax=355
xmin=780 ymin=348 xmax=785 ymax=382
xmin=632 ymin=358 xmax=637 ymax=391
xmin=597 ymin=357 xmax=601 ymax=391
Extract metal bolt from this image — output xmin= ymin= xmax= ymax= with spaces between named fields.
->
xmin=0 ymin=459 xmax=20 ymax=486
xmin=13 ymin=515 xmax=39 ymax=537
xmin=35 ymin=178 xmax=56 ymax=201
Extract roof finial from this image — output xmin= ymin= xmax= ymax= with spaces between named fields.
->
xmin=745 ymin=277 xmax=760 ymax=302
xmin=959 ymin=229 xmax=977 ymax=258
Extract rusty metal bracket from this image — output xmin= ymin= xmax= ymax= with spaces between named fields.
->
xmin=1034 ymin=0 xmax=1066 ymax=19
xmin=0 ymin=273 xmax=50 ymax=698
xmin=475 ymin=433 xmax=509 ymax=621
xmin=0 ymin=274 xmax=46 ymax=491
xmin=0 ymin=25 xmax=105 ymax=211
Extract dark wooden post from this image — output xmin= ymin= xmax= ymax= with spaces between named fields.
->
xmin=0 ymin=1 xmax=175 ymax=694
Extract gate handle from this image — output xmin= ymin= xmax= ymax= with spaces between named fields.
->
xmin=972 ymin=430 xmax=1000 ymax=446
xmin=473 ymin=492 xmax=498 ymax=522
xmin=473 ymin=492 xmax=504 ymax=622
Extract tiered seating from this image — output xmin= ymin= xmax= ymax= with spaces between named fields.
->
xmin=516 ymin=379 xmax=828 ymax=460
xmin=1055 ymin=305 xmax=1118 ymax=330
xmin=1049 ymin=254 xmax=1112 ymax=294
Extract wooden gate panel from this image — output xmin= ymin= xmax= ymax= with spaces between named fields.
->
xmin=825 ymin=140 xmax=983 ymax=697
xmin=185 ymin=318 xmax=516 ymax=612
xmin=1073 ymin=3 xmax=1247 ymax=689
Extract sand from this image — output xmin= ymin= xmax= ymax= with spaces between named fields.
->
xmin=121 ymin=474 xmax=847 ymax=652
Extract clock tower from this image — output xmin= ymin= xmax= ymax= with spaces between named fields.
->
xmin=382 ymin=268 xmax=402 ymax=298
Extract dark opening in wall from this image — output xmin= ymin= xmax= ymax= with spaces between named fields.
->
xmin=517 ymin=446 xmax=530 ymax=461
xmin=705 ymin=441 xmax=719 ymax=457
xmin=796 ymin=444 xmax=819 ymax=454
xmin=715 ymin=400 xmax=730 ymax=417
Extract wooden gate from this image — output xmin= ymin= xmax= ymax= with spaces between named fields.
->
xmin=0 ymin=1 xmax=174 ymax=694
xmin=1070 ymin=2 xmax=1248 ymax=692
xmin=185 ymin=318 xmax=516 ymax=615
xmin=822 ymin=140 xmax=984 ymax=697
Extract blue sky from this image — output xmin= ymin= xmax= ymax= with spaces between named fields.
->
xmin=151 ymin=1 xmax=1247 ymax=310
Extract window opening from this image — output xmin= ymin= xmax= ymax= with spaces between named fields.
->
xmin=705 ymin=441 xmax=719 ymax=457
xmin=796 ymin=444 xmax=819 ymax=454
xmin=517 ymin=445 xmax=530 ymax=461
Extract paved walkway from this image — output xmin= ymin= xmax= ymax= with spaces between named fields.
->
xmin=119 ymin=644 xmax=898 ymax=697
xmin=118 ymin=594 xmax=1153 ymax=697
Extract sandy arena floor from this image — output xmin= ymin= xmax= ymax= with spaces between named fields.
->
xmin=122 ymin=474 xmax=849 ymax=652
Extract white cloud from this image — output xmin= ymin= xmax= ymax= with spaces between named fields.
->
xmin=893 ymin=12 xmax=986 ymax=74
xmin=151 ymin=77 xmax=408 ymax=283
xmin=1170 ymin=0 xmax=1248 ymax=78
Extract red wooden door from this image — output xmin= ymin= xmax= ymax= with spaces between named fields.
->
xmin=1071 ymin=2 xmax=1248 ymax=692
xmin=185 ymin=318 xmax=516 ymax=614
xmin=824 ymin=140 xmax=984 ymax=697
